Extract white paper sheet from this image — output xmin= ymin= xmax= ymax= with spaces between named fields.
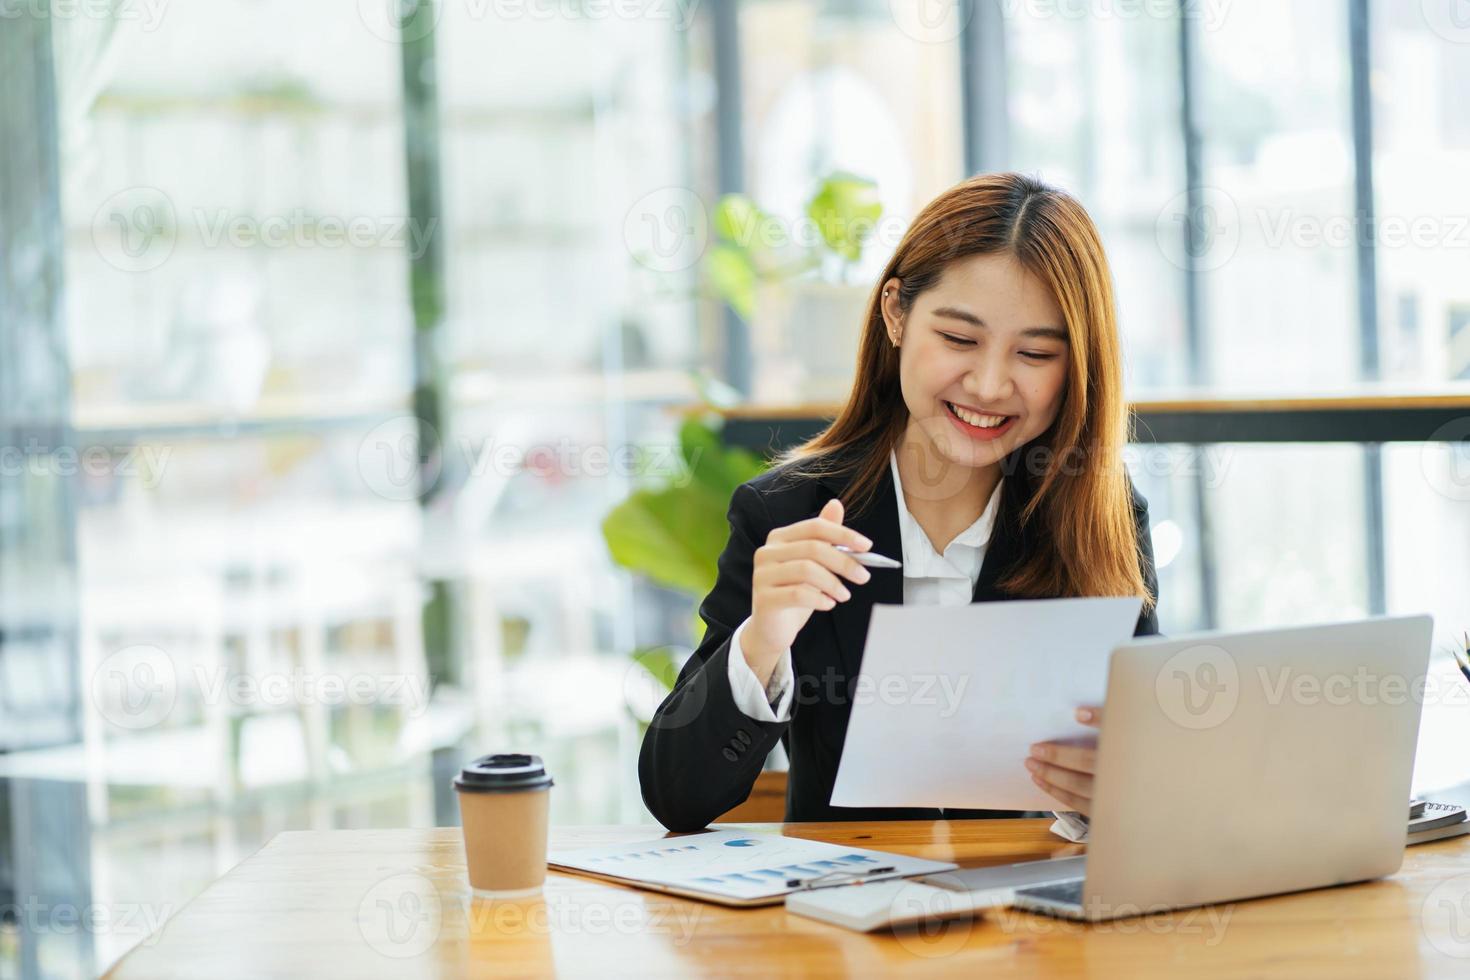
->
xmin=829 ymin=596 xmax=1143 ymax=811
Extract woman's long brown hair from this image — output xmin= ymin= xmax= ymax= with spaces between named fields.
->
xmin=772 ymin=171 xmax=1154 ymax=612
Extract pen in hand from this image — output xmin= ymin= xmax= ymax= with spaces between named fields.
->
xmin=835 ymin=545 xmax=902 ymax=569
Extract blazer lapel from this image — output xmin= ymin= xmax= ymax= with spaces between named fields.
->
xmin=974 ymin=460 xmax=1038 ymax=601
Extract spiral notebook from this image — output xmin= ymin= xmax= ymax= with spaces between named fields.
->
xmin=548 ymin=830 xmax=958 ymax=907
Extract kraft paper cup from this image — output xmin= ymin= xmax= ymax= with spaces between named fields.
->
xmin=454 ymin=753 xmax=554 ymax=898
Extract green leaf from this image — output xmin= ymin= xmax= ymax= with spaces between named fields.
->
xmin=806 ymin=172 xmax=883 ymax=263
xmin=704 ymin=243 xmax=758 ymax=320
xmin=712 ymin=194 xmax=763 ymax=244
xmin=630 ymin=646 xmax=682 ymax=693
xmin=601 ymin=481 xmax=732 ymax=596
xmin=602 ymin=415 xmax=770 ymax=599
xmin=679 ymin=415 xmax=766 ymax=496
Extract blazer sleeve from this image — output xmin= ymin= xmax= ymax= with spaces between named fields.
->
xmin=1130 ymin=482 xmax=1161 ymax=638
xmin=638 ymin=482 xmax=793 ymax=831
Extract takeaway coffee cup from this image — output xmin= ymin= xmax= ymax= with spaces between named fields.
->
xmin=454 ymin=753 xmax=554 ymax=897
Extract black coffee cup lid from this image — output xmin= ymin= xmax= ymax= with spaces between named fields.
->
xmin=453 ymin=753 xmax=554 ymax=793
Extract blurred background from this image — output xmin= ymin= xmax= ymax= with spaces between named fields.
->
xmin=3 ymin=0 xmax=1470 ymax=975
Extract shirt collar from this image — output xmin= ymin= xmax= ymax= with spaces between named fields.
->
xmin=889 ymin=448 xmax=1002 ymax=578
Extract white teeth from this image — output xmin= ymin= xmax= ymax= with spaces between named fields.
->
xmin=948 ymin=403 xmax=1010 ymax=429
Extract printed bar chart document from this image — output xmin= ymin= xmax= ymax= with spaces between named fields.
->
xmin=830 ymin=596 xmax=1143 ymax=811
xmin=548 ymin=830 xmax=957 ymax=907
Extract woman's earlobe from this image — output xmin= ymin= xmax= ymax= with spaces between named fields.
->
xmin=881 ymin=283 xmax=902 ymax=345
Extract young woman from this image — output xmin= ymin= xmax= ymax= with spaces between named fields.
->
xmin=639 ymin=172 xmax=1159 ymax=835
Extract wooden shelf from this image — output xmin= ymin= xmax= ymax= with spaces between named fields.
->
xmin=706 ymin=389 xmax=1470 ymax=452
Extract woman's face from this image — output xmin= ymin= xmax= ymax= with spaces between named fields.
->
xmin=882 ymin=252 xmax=1070 ymax=474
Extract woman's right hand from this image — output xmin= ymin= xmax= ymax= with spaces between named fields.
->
xmin=742 ymin=498 xmax=874 ymax=678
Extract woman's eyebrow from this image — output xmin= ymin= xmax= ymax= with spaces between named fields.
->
xmin=931 ymin=306 xmax=1067 ymax=342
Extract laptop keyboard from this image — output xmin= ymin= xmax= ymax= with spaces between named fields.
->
xmin=1017 ymin=878 xmax=1085 ymax=905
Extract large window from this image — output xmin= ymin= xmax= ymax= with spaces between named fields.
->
xmin=1373 ymin=0 xmax=1470 ymax=382
xmin=1006 ymin=4 xmax=1188 ymax=390
xmin=1193 ymin=0 xmax=1361 ymax=390
xmin=3 ymin=4 xmax=1469 ymax=976
xmin=6 ymin=3 xmax=709 ymax=976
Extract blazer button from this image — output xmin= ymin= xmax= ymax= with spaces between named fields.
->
xmin=736 ymin=729 xmax=752 ymax=745
xmin=722 ymin=747 xmax=739 ymax=762
xmin=728 ymin=739 xmax=744 ymax=753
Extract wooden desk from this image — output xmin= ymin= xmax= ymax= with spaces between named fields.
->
xmin=105 ymin=820 xmax=1470 ymax=978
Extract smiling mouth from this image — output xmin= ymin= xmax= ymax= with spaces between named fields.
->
xmin=944 ymin=401 xmax=1015 ymax=430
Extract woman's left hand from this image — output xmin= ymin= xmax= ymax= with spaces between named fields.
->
xmin=1026 ymin=706 xmax=1102 ymax=816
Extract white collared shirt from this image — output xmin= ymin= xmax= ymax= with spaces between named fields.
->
xmin=889 ymin=447 xmax=1000 ymax=607
xmin=723 ymin=448 xmax=1088 ymax=842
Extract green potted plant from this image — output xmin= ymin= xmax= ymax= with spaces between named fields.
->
xmin=601 ymin=377 xmax=769 ymax=729
xmin=704 ymin=171 xmax=884 ymax=403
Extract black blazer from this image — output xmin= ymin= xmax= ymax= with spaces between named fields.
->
xmin=638 ymin=438 xmax=1160 ymax=832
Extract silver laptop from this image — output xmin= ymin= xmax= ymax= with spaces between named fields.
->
xmin=923 ymin=614 xmax=1433 ymax=921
